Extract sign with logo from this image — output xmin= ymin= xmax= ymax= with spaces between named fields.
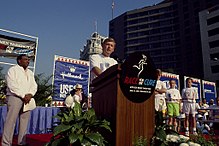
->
xmin=184 ymin=76 xmax=201 ymax=100
xmin=160 ymin=72 xmax=180 ymax=89
xmin=202 ymin=80 xmax=217 ymax=102
xmin=119 ymin=52 xmax=157 ymax=102
xmin=52 ymin=55 xmax=90 ymax=105
xmin=0 ymin=34 xmax=36 ymax=60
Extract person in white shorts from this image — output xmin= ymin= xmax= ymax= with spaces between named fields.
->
xmin=155 ymin=69 xmax=167 ymax=116
xmin=182 ymin=78 xmax=198 ymax=136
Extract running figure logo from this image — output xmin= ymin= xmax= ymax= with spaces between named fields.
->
xmin=133 ymin=54 xmax=148 ymax=77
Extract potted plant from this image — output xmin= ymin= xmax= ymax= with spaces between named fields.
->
xmin=45 ymin=102 xmax=111 ymax=146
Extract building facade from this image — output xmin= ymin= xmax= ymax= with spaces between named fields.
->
xmin=199 ymin=5 xmax=219 ymax=84
xmin=109 ymin=0 xmax=219 ymax=81
xmin=80 ymin=32 xmax=106 ymax=61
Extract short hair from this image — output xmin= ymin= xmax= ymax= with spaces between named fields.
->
xmin=186 ymin=77 xmax=193 ymax=83
xmin=17 ymin=54 xmax=27 ymax=64
xmin=103 ymin=37 xmax=116 ymax=45
xmin=169 ymin=79 xmax=176 ymax=83
xmin=156 ymin=69 xmax=162 ymax=75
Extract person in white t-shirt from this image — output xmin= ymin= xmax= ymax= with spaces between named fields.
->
xmin=155 ymin=69 xmax=167 ymax=116
xmin=166 ymin=79 xmax=181 ymax=131
xmin=90 ymin=37 xmax=118 ymax=83
xmin=182 ymin=78 xmax=199 ymax=136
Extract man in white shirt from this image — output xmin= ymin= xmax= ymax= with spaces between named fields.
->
xmin=1 ymin=54 xmax=38 ymax=146
xmin=90 ymin=37 xmax=118 ymax=83
xmin=182 ymin=78 xmax=198 ymax=136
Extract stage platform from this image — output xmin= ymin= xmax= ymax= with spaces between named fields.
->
xmin=0 ymin=134 xmax=53 ymax=146
xmin=1 ymin=133 xmax=219 ymax=145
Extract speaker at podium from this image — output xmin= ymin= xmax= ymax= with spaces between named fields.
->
xmin=91 ymin=52 xmax=157 ymax=146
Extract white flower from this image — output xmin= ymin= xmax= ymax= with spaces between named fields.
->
xmin=179 ymin=135 xmax=190 ymax=141
xmin=166 ymin=134 xmax=180 ymax=142
xmin=188 ymin=141 xmax=201 ymax=146
xmin=71 ymin=102 xmax=75 ymax=109
xmin=179 ymin=143 xmax=189 ymax=146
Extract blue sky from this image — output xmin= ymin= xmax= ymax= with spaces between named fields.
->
xmin=0 ymin=0 xmax=162 ymax=76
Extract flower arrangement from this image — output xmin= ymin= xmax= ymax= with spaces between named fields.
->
xmin=151 ymin=111 xmax=216 ymax=146
xmin=151 ymin=132 xmax=215 ymax=146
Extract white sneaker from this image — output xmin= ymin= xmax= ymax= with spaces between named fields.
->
xmin=185 ymin=131 xmax=189 ymax=137
xmin=205 ymin=124 xmax=211 ymax=131
xmin=193 ymin=131 xmax=198 ymax=135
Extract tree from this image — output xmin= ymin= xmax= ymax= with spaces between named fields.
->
xmin=34 ymin=73 xmax=53 ymax=106
xmin=0 ymin=66 xmax=6 ymax=105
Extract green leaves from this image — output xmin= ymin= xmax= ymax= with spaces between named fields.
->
xmin=33 ymin=73 xmax=53 ymax=106
xmin=53 ymin=124 xmax=72 ymax=136
xmin=69 ymin=133 xmax=80 ymax=144
xmin=86 ymin=133 xmax=105 ymax=145
xmin=155 ymin=125 xmax=167 ymax=141
xmin=47 ymin=102 xmax=111 ymax=146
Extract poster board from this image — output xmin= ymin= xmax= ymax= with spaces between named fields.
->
xmin=202 ymin=80 xmax=217 ymax=102
xmin=0 ymin=28 xmax=38 ymax=73
xmin=52 ymin=55 xmax=89 ymax=106
xmin=160 ymin=72 xmax=180 ymax=89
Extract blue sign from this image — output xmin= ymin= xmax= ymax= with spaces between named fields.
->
xmin=52 ymin=55 xmax=89 ymax=102
xmin=160 ymin=72 xmax=180 ymax=89
xmin=202 ymin=80 xmax=217 ymax=103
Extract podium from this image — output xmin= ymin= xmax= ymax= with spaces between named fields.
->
xmin=91 ymin=64 xmax=155 ymax=146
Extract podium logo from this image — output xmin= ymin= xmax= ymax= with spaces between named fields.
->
xmin=124 ymin=76 xmax=156 ymax=87
xmin=133 ymin=54 xmax=148 ymax=77
xmin=119 ymin=52 xmax=157 ymax=103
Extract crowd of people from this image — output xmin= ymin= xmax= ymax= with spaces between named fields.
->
xmin=155 ymin=69 xmax=219 ymax=136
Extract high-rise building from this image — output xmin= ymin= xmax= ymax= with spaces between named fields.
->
xmin=199 ymin=5 xmax=219 ymax=84
xmin=80 ymin=32 xmax=106 ymax=61
xmin=109 ymin=0 xmax=219 ymax=80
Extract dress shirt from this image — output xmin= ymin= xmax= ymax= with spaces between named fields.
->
xmin=6 ymin=64 xmax=37 ymax=98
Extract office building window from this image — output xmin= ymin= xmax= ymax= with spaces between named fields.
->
xmin=127 ymin=13 xmax=138 ymax=19
xmin=207 ymin=15 xmax=219 ymax=25
xmin=184 ymin=13 xmax=189 ymax=19
xmin=211 ymin=65 xmax=219 ymax=73
xmin=183 ymin=0 xmax=188 ymax=4
xmin=209 ymin=40 xmax=219 ymax=48
xmin=183 ymin=6 xmax=188 ymax=12
xmin=210 ymin=53 xmax=219 ymax=61
xmin=184 ymin=20 xmax=190 ymax=26
xmin=208 ymin=28 xmax=219 ymax=37
xmin=193 ymin=1 xmax=200 ymax=8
